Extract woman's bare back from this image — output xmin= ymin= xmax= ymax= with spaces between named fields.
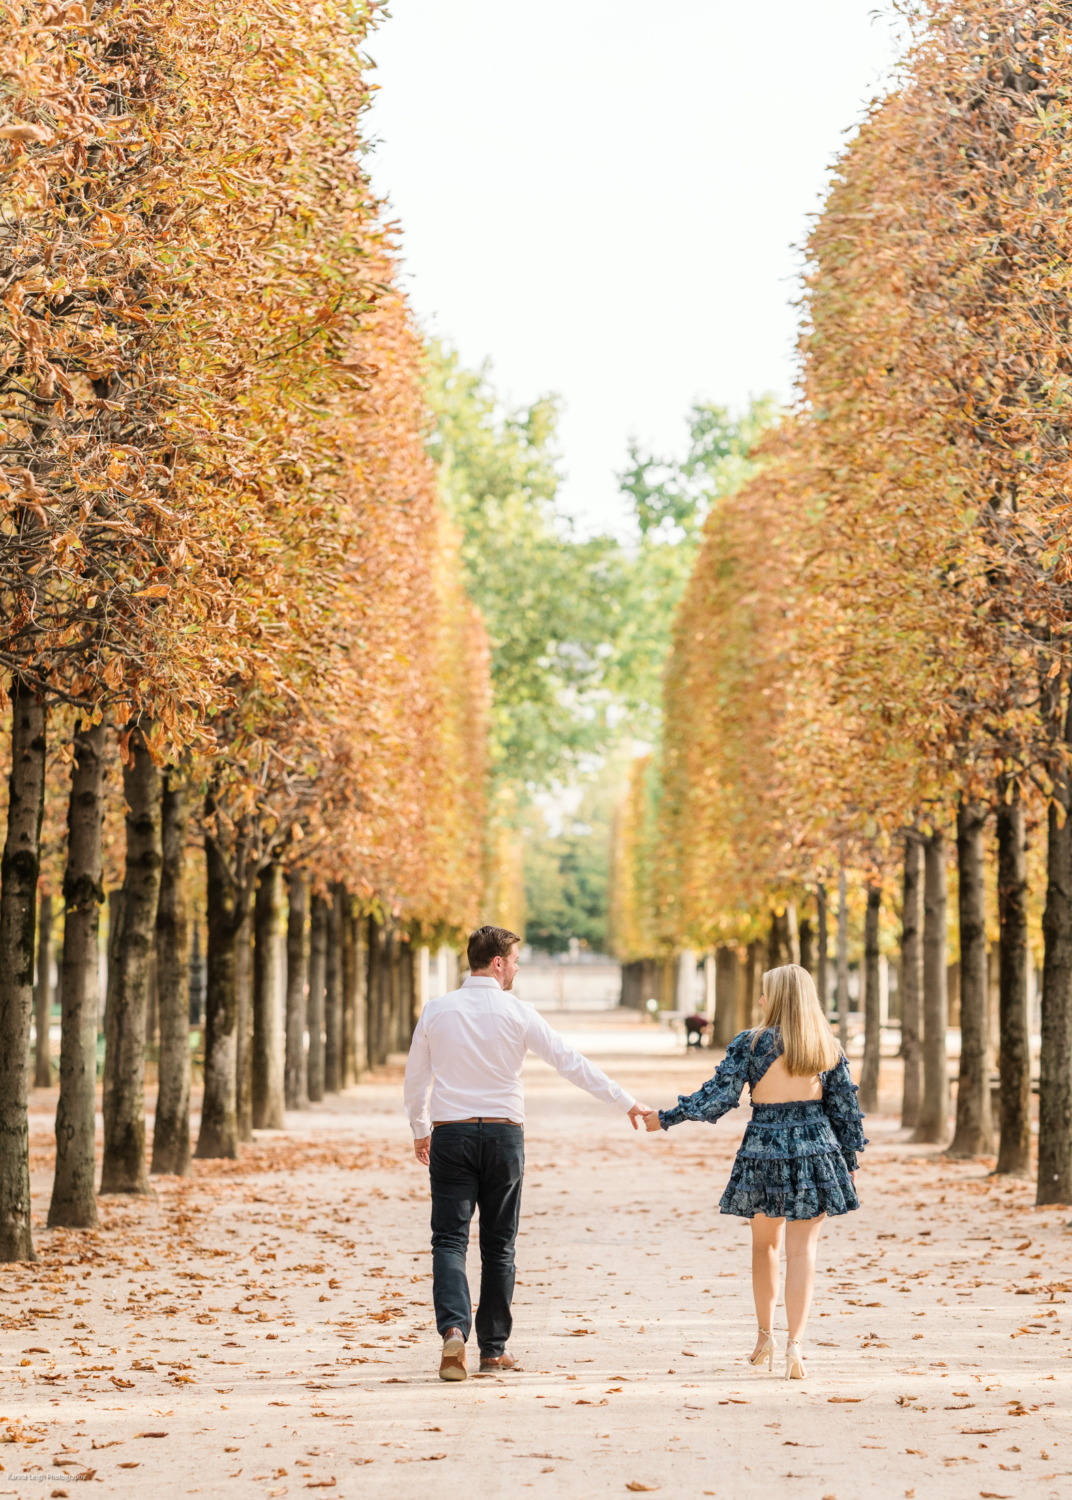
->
xmin=751 ymin=1053 xmax=822 ymax=1104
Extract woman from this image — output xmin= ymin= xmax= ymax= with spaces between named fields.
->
xmin=645 ymin=963 xmax=866 ymax=1379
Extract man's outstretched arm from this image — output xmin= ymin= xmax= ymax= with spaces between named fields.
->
xmin=525 ymin=1010 xmax=654 ymax=1123
xmin=403 ymin=1015 xmax=433 ymax=1164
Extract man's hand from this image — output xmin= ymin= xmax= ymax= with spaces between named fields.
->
xmin=627 ymin=1103 xmax=656 ymax=1131
xmin=643 ymin=1109 xmax=663 ymax=1133
xmin=413 ymin=1136 xmax=431 ymax=1166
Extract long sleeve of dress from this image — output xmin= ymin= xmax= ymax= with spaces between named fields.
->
xmin=821 ymin=1055 xmax=868 ymax=1170
xmin=659 ymin=1029 xmax=753 ymax=1130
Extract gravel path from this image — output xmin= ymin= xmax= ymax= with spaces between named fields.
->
xmin=3 ymin=1017 xmax=1070 ymax=1499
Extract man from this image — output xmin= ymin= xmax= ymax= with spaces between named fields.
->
xmin=405 ymin=924 xmax=652 ymax=1381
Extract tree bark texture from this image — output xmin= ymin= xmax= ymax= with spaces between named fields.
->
xmin=253 ymin=861 xmax=285 ymax=1130
xmin=48 ymin=720 xmax=105 ymax=1228
xmin=1039 ymin=688 xmax=1072 ymax=1204
xmin=767 ymin=909 xmax=789 ymax=970
xmin=798 ymin=917 xmax=814 ymax=979
xmin=836 ymin=864 xmax=849 ymax=1051
xmin=33 ymin=891 xmax=53 ymax=1088
xmin=714 ymin=947 xmax=739 ymax=1045
xmin=368 ymin=914 xmax=387 ymax=1065
xmin=306 ymin=892 xmax=327 ymax=1103
xmin=284 ymin=870 xmax=308 ymax=1110
xmin=949 ymin=801 xmax=994 ymax=1158
xmin=900 ymin=834 xmax=924 ymax=1131
xmin=324 ymin=890 xmax=342 ymax=1092
xmin=859 ymin=881 xmax=882 ymax=1114
xmin=914 ymin=830 xmax=950 ymax=1145
xmin=0 ymin=680 xmax=45 ymax=1261
xmin=339 ymin=884 xmax=357 ymax=1088
xmin=150 ymin=771 xmax=191 ymax=1176
xmin=349 ymin=907 xmax=367 ymax=1081
xmin=996 ymin=787 xmax=1031 ymax=1177
xmin=816 ymin=883 xmax=828 ymax=1016
xmin=100 ymin=728 xmax=162 ymax=1194
xmin=235 ymin=907 xmax=254 ymax=1142
xmin=195 ymin=802 xmax=251 ymax=1161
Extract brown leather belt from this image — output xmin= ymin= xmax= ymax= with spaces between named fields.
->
xmin=432 ymin=1117 xmax=520 ymax=1126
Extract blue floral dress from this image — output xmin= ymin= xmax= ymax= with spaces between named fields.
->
xmin=658 ymin=1027 xmax=867 ymax=1220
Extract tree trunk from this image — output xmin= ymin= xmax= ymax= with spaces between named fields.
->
xmin=100 ymin=727 xmax=162 ymax=1195
xmin=34 ymin=891 xmax=53 ymax=1088
xmin=339 ymin=884 xmax=357 ymax=1088
xmin=151 ymin=771 xmax=191 ymax=1176
xmin=195 ymin=801 xmax=251 ymax=1161
xmin=48 ymin=720 xmax=105 ymax=1227
xmin=996 ymin=784 xmax=1031 ymax=1178
xmin=0 ymin=679 xmax=46 ymax=1262
xmin=900 ymin=834 xmax=924 ymax=1131
xmin=799 ymin=917 xmax=814 ymax=978
xmin=714 ymin=947 xmax=739 ymax=1045
xmin=253 ymin=861 xmax=285 ymax=1130
xmin=914 ymin=829 xmax=950 ymax=1145
xmin=836 ymin=864 xmax=849 ymax=1051
xmin=306 ymin=892 xmax=327 ymax=1103
xmin=1039 ymin=688 xmax=1072 ymax=1204
xmin=949 ymin=800 xmax=994 ymax=1158
xmin=284 ymin=870 xmax=308 ymax=1110
xmin=350 ymin=908 xmax=367 ymax=1080
xmin=816 ymin=882 xmax=829 ymax=1016
xmin=324 ymin=890 xmax=342 ymax=1092
xmin=859 ymin=880 xmax=882 ymax=1113
xmin=399 ymin=938 xmax=417 ymax=1049
xmin=235 ymin=906 xmax=254 ymax=1142
xmin=368 ymin=913 xmax=385 ymax=1066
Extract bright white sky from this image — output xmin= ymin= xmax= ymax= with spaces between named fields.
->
xmin=366 ymin=1 xmax=902 ymax=537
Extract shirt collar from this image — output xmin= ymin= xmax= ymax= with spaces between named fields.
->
xmin=462 ymin=975 xmax=503 ymax=991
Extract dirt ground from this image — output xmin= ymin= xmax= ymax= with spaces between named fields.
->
xmin=2 ymin=1013 xmax=1071 ymax=1500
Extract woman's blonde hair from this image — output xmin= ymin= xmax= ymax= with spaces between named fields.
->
xmin=752 ymin=963 xmax=840 ymax=1076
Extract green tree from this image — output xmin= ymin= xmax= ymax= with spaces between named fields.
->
xmin=425 ymin=343 xmax=623 ymax=788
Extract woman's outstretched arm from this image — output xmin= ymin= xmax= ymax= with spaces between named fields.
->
xmin=651 ymin=1029 xmax=753 ymax=1131
xmin=821 ymin=1054 xmax=868 ymax=1170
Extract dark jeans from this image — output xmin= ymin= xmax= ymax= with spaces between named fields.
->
xmin=429 ymin=1122 xmax=524 ymax=1357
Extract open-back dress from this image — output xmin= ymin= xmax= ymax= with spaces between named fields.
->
xmin=657 ymin=1026 xmax=867 ymax=1221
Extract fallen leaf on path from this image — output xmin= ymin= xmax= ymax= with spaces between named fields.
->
xmin=828 ymin=1397 xmax=863 ymax=1403
xmin=625 ymin=1485 xmax=659 ymax=1493
xmin=118 ymin=1462 xmax=139 ymax=1469
xmin=135 ymin=1432 xmax=168 ymax=1439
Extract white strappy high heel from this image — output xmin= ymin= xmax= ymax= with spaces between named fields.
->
xmin=785 ymin=1339 xmax=806 ymax=1380
xmin=748 ymin=1328 xmax=778 ymax=1372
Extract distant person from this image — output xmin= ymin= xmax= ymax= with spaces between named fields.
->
xmin=644 ymin=963 xmax=866 ymax=1380
xmin=404 ymin=924 xmax=654 ymax=1381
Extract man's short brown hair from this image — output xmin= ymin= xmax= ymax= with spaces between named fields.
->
xmin=467 ymin=925 xmax=521 ymax=972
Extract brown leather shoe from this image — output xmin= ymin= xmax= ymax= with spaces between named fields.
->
xmin=479 ymin=1352 xmax=519 ymax=1372
xmin=438 ymin=1329 xmax=467 ymax=1382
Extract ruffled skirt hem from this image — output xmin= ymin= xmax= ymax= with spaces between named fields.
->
xmin=719 ymin=1146 xmax=859 ymax=1221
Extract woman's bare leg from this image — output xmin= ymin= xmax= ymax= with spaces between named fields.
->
xmin=750 ymin=1213 xmax=784 ymax=1357
xmin=784 ymin=1214 xmax=826 ymax=1344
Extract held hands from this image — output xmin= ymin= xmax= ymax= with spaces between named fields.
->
xmin=643 ymin=1109 xmax=663 ymax=1133
xmin=413 ymin=1136 xmax=431 ymax=1166
xmin=627 ymin=1103 xmax=656 ymax=1131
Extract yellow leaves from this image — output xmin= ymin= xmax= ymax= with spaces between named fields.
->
xmin=132 ymin=584 xmax=172 ymax=599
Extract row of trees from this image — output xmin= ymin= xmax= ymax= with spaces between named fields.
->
xmin=610 ymin=0 xmax=1072 ymax=1203
xmin=0 ymin=0 xmax=489 ymax=1262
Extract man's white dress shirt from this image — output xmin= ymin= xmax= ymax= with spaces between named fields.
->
xmin=404 ymin=975 xmax=636 ymax=1137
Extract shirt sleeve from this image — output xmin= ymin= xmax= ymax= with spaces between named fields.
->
xmin=659 ymin=1029 xmax=753 ymax=1130
xmin=524 ymin=1010 xmax=636 ymax=1112
xmin=822 ymin=1054 xmax=868 ymax=1170
xmin=403 ymin=1013 xmax=433 ymax=1138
